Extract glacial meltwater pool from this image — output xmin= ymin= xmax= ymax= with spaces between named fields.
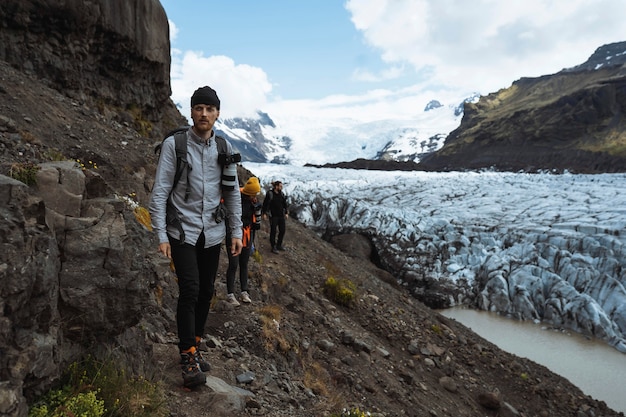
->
xmin=439 ymin=307 xmax=626 ymax=414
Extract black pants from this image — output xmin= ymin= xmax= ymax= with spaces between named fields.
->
xmin=169 ymin=233 xmax=220 ymax=351
xmin=226 ymin=244 xmax=251 ymax=294
xmin=269 ymin=216 xmax=286 ymax=249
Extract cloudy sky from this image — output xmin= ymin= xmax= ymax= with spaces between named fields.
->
xmin=159 ymin=0 xmax=624 ymax=122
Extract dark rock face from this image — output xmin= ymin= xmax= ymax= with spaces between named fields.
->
xmin=329 ymin=233 xmax=373 ymax=260
xmin=0 ymin=0 xmax=187 ymax=207
xmin=418 ymin=41 xmax=626 ymax=173
xmin=566 ymin=41 xmax=626 ymax=72
xmin=0 ymin=2 xmax=182 ymax=414
xmin=307 ymin=158 xmax=421 ymax=171
xmin=0 ymin=164 xmax=169 ymax=417
xmin=0 ymin=0 xmax=171 ymax=117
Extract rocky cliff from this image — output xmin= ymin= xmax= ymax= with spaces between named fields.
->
xmin=0 ymin=1 xmax=182 ymax=415
xmin=418 ymin=41 xmax=626 ymax=173
xmin=0 ymin=0 xmax=187 ymax=204
xmin=0 ymin=0 xmax=170 ymax=116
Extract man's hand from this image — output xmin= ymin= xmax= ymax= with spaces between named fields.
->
xmin=231 ymin=238 xmax=243 ymax=256
xmin=158 ymin=242 xmax=171 ymax=259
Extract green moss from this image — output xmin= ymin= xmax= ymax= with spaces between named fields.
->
xmin=329 ymin=407 xmax=372 ymax=417
xmin=431 ymin=324 xmax=442 ymax=334
xmin=323 ymin=276 xmax=356 ymax=307
xmin=43 ymin=148 xmax=67 ymax=162
xmin=128 ymin=104 xmax=153 ymax=137
xmin=29 ymin=388 xmax=105 ymax=417
xmin=575 ymin=131 xmax=626 ymax=156
xmin=29 ymin=356 xmax=167 ymax=417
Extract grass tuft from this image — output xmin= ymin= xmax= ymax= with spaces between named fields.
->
xmin=323 ymin=276 xmax=356 ymax=307
xmin=259 ymin=304 xmax=291 ymax=353
xmin=329 ymin=407 xmax=372 ymax=417
xmin=9 ymin=162 xmax=40 ymax=186
xmin=29 ymin=355 xmax=167 ymax=417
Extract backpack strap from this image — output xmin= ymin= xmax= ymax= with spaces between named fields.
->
xmin=162 ymin=128 xmax=190 ymax=244
xmin=215 ymin=135 xmax=228 ymax=155
xmin=155 ymin=126 xmax=192 ymax=200
xmin=172 ymin=131 xmax=191 ymax=201
xmin=215 ymin=135 xmax=228 ymax=192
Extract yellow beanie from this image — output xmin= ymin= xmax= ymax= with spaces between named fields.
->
xmin=242 ymin=177 xmax=261 ymax=196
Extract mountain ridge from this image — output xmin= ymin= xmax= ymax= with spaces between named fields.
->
xmin=216 ymin=42 xmax=626 ymax=173
xmin=415 ymin=41 xmax=626 ymax=173
xmin=215 ymin=97 xmax=472 ymax=166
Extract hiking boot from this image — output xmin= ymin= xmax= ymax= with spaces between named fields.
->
xmin=226 ymin=293 xmax=240 ymax=306
xmin=271 ymin=247 xmax=279 ymax=254
xmin=194 ymin=345 xmax=211 ymax=372
xmin=241 ymin=291 xmax=252 ymax=303
xmin=180 ymin=348 xmax=206 ymax=388
xmin=277 ymin=245 xmax=286 ymax=251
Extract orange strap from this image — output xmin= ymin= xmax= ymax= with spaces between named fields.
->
xmin=242 ymin=225 xmax=251 ymax=247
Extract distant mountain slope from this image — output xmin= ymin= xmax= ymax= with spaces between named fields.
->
xmin=218 ymin=42 xmax=626 ymax=173
xmin=418 ymin=41 xmax=626 ymax=173
xmin=215 ymin=111 xmax=292 ymax=163
xmin=215 ymin=96 xmax=474 ymax=165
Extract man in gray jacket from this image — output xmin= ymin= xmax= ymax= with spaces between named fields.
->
xmin=149 ymin=86 xmax=243 ymax=388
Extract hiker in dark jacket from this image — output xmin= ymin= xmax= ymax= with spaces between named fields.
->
xmin=225 ymin=177 xmax=261 ymax=305
xmin=262 ymin=180 xmax=289 ymax=254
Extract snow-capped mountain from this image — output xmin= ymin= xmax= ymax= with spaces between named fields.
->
xmin=214 ymin=111 xmax=289 ymax=163
xmin=215 ymin=93 xmax=480 ymax=166
xmin=376 ymin=94 xmax=480 ymax=162
xmin=419 ymin=41 xmax=626 ymax=173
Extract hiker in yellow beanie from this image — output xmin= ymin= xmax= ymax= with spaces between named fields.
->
xmin=225 ymin=177 xmax=262 ymax=305
xmin=241 ymin=177 xmax=261 ymax=196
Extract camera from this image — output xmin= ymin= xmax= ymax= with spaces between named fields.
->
xmin=253 ymin=202 xmax=262 ymax=218
xmin=217 ymin=152 xmax=242 ymax=165
xmin=253 ymin=202 xmax=262 ymax=230
xmin=218 ymin=152 xmax=242 ymax=190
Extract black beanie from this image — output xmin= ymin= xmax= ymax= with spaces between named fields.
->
xmin=191 ymin=86 xmax=220 ymax=109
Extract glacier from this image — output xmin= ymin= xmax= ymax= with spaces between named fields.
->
xmin=246 ymin=163 xmax=626 ymax=353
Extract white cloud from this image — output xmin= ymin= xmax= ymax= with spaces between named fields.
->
xmin=351 ymin=65 xmax=406 ymax=82
xmin=170 ymin=51 xmax=273 ymax=120
xmin=345 ymin=0 xmax=625 ymax=93
xmin=168 ymin=19 xmax=178 ymax=43
xmin=168 ymin=1 xmax=624 ymax=124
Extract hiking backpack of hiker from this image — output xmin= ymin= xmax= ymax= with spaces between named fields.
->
xmin=153 ymin=126 xmax=242 ymax=243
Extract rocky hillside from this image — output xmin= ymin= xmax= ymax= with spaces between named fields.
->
xmin=3 ymin=159 xmax=623 ymax=417
xmin=418 ymin=41 xmax=626 ymax=173
xmin=0 ymin=1 xmax=624 ymax=416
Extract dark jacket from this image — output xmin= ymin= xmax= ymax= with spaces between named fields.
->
xmin=262 ymin=189 xmax=288 ymax=218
